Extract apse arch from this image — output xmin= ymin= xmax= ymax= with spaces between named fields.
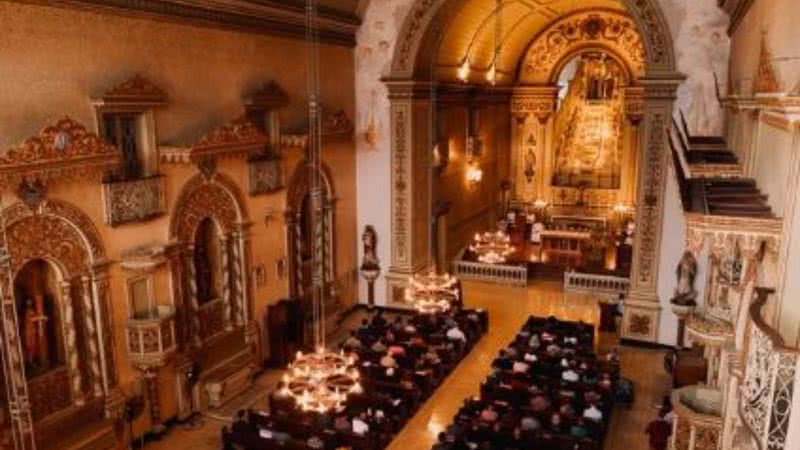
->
xmin=390 ymin=0 xmax=676 ymax=81
xmin=383 ymin=0 xmax=685 ymax=344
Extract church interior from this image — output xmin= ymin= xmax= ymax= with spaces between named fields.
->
xmin=0 ymin=1 xmax=799 ymax=450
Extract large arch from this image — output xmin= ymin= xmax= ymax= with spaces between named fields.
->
xmin=383 ymin=0 xmax=684 ymax=343
xmin=285 ymin=160 xmax=338 ymax=309
xmin=0 ymin=199 xmax=116 ymax=447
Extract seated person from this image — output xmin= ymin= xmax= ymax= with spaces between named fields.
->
xmin=334 ymin=414 xmax=351 ymax=432
xmin=479 ymin=405 xmax=499 ymax=423
xmin=371 ymin=338 xmax=388 ymax=353
xmin=380 ymin=351 xmax=398 ymax=368
xmin=512 ymin=359 xmax=529 ymax=374
xmin=520 ymin=415 xmax=541 ymax=432
xmin=343 ymin=330 xmax=363 ymax=351
xmin=352 ymin=413 xmax=370 ymax=436
xmin=570 ymin=418 xmax=590 ymax=438
xmin=446 ymin=325 xmax=466 ymax=342
xmin=583 ymin=403 xmax=604 ymax=422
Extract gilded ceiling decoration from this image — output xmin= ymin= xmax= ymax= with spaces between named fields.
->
xmin=435 ymin=0 xmax=628 ymax=83
xmin=519 ymin=11 xmax=645 ymax=84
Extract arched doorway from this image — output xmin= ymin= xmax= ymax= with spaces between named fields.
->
xmin=170 ymin=171 xmax=252 ymax=347
xmin=384 ymin=0 xmax=682 ymax=343
xmin=0 ymin=199 xmax=116 ymax=446
xmin=285 ymin=160 xmax=337 ymax=347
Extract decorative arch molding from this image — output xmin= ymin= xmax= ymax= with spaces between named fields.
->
xmin=390 ymin=0 xmax=676 ymax=80
xmin=2 ymin=199 xmax=106 ymax=277
xmin=0 ymin=198 xmax=117 ymax=447
xmin=285 ymin=160 xmax=337 ymax=304
xmin=170 ymin=171 xmax=249 ymax=242
xmin=169 ymin=170 xmax=253 ymax=349
xmin=517 ymin=10 xmax=646 ymax=84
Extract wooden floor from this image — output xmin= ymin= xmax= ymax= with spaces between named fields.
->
xmin=146 ymin=280 xmax=672 ymax=450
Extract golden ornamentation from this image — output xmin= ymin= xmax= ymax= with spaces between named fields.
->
xmin=102 ymin=175 xmax=167 ymax=226
xmin=0 ymin=117 xmax=120 ymax=187
xmin=520 ymin=12 xmax=645 ymax=84
xmin=628 ymin=313 xmax=651 ymax=336
xmin=101 ymin=74 xmax=167 ymax=105
xmin=754 ymin=33 xmax=781 ymax=94
xmin=393 ymin=106 xmax=409 ymax=265
xmin=170 ymin=172 xmax=247 ymax=242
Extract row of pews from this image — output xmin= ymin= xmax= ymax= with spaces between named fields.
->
xmin=670 ymin=111 xmax=774 ymax=219
xmin=222 ymin=307 xmax=488 ymax=450
xmin=431 ymin=316 xmax=621 ymax=450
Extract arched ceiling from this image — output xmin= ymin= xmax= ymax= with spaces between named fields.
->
xmin=435 ymin=0 xmax=629 ymax=84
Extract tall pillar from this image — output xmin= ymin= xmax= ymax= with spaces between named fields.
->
xmin=509 ymin=86 xmax=558 ymax=203
xmin=622 ymin=77 xmax=682 ymax=343
xmin=184 ymin=248 xmax=202 ymax=348
xmin=233 ymin=223 xmax=252 ymax=332
xmin=385 ymin=80 xmax=434 ymax=305
xmin=0 ymin=253 xmax=36 ymax=450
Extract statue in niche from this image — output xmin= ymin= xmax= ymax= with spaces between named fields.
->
xmin=15 ymin=260 xmax=61 ymax=378
xmin=671 ymin=251 xmax=698 ymax=306
xmin=361 ymin=226 xmax=380 ymax=271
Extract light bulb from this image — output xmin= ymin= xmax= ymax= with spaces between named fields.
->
xmin=486 ymin=63 xmax=497 ymax=85
xmin=458 ymin=59 xmax=470 ymax=82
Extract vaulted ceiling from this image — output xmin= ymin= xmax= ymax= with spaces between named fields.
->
xmin=435 ymin=0 xmax=628 ymax=83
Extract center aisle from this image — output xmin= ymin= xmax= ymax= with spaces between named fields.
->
xmin=386 ymin=280 xmax=600 ymax=450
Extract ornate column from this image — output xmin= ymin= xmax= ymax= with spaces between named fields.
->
xmin=184 ymin=248 xmax=202 ymax=348
xmin=622 ymin=77 xmax=682 ymax=343
xmin=323 ymin=200 xmax=336 ymax=300
xmin=385 ymin=80 xmax=434 ymax=305
xmin=232 ymin=223 xmax=251 ymax=330
xmin=165 ymin=244 xmax=186 ymax=350
xmin=220 ymin=235 xmax=233 ymax=331
xmin=81 ymin=275 xmax=102 ymax=397
xmin=143 ymin=369 xmax=163 ymax=432
xmin=60 ymin=280 xmax=84 ymax=406
xmin=0 ymin=252 xmax=36 ymax=449
xmin=509 ymin=86 xmax=558 ymax=203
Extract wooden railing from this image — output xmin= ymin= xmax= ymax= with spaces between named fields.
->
xmin=126 ymin=305 xmax=176 ymax=369
xmin=452 ymin=250 xmax=528 ymax=287
xmin=739 ymin=288 xmax=799 ymax=450
xmin=101 ymin=175 xmax=166 ymax=226
xmin=563 ymin=270 xmax=630 ymax=296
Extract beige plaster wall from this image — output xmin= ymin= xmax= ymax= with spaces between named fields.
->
xmin=0 ymin=0 xmax=357 ymax=438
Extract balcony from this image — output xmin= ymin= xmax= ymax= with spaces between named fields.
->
xmin=126 ymin=305 xmax=176 ymax=370
xmin=102 ymin=175 xmax=166 ymax=226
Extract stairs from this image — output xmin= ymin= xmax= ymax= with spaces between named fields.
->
xmin=670 ymin=111 xmax=775 ymax=219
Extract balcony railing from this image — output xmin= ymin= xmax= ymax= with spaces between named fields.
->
xmin=102 ymin=175 xmax=166 ymax=226
xmin=126 ymin=305 xmax=176 ymax=369
xmin=739 ymin=288 xmax=799 ymax=450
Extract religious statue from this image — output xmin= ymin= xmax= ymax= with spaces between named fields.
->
xmin=672 ymin=251 xmax=698 ymax=306
xmin=530 ymin=222 xmax=545 ymax=245
xmin=618 ymin=220 xmax=635 ymax=246
xmin=360 ymin=226 xmax=380 ymax=271
xmin=22 ymin=295 xmax=50 ymax=375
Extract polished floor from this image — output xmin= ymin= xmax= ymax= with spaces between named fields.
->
xmin=147 ymin=280 xmax=672 ymax=450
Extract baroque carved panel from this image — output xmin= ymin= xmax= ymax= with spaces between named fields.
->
xmin=170 ymin=173 xmax=246 ymax=242
xmin=102 ymin=175 xmax=166 ymax=226
xmin=520 ymin=11 xmax=646 ymax=83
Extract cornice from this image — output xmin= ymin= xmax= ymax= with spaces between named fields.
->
xmin=21 ymin=0 xmax=360 ymax=47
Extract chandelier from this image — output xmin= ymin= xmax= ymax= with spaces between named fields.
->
xmin=406 ymin=270 xmax=459 ymax=314
xmin=278 ymin=0 xmax=360 ymax=414
xmin=280 ymin=348 xmax=362 ymax=413
xmin=470 ymin=231 xmax=515 ymax=264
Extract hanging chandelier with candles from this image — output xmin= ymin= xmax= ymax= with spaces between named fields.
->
xmin=278 ymin=0 xmax=361 ymax=414
xmin=406 ymin=270 xmax=460 ymax=315
xmin=470 ymin=230 xmax=515 ymax=264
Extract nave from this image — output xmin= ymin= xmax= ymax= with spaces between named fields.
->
xmin=147 ymin=281 xmax=671 ymax=450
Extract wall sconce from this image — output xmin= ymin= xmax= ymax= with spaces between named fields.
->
xmin=466 ymin=163 xmax=483 ymax=184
